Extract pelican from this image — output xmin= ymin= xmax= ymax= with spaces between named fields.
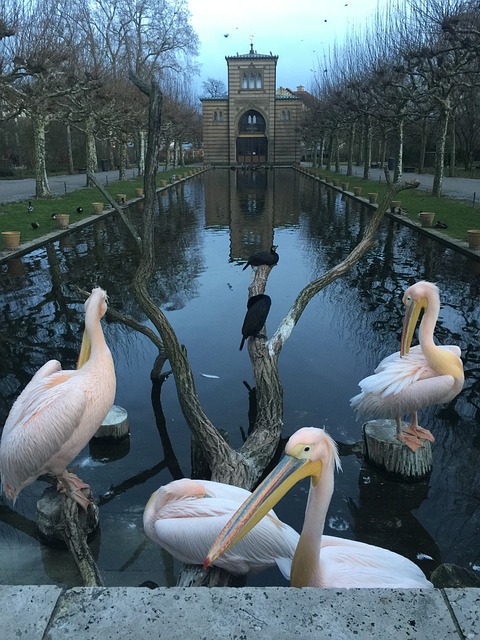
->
xmin=0 ymin=288 xmax=116 ymax=509
xmin=350 ymin=281 xmax=464 ymax=451
xmin=205 ymin=428 xmax=432 ymax=588
xmin=143 ymin=478 xmax=298 ymax=578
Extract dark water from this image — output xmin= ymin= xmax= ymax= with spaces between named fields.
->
xmin=0 ymin=168 xmax=479 ymax=587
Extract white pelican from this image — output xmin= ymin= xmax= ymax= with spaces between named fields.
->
xmin=143 ymin=478 xmax=298 ymax=578
xmin=0 ymin=287 xmax=116 ymax=509
xmin=205 ymin=428 xmax=433 ymax=588
xmin=350 ymin=281 xmax=464 ymax=451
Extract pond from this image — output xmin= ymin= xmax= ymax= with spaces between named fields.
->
xmin=0 ymin=168 xmax=479 ymax=587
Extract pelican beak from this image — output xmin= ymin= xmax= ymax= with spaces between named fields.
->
xmin=400 ymin=297 xmax=425 ymax=356
xmin=204 ymin=453 xmax=321 ymax=570
xmin=76 ymin=330 xmax=91 ymax=369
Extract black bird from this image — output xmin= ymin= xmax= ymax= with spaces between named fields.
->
xmin=76 ymin=206 xmax=84 ymax=213
xmin=242 ymin=245 xmax=279 ymax=270
xmin=30 ymin=221 xmax=39 ymax=229
xmin=239 ymin=294 xmax=271 ymax=351
xmin=50 ymin=213 xmax=57 ymax=219
xmin=27 ymin=201 xmax=33 ymax=213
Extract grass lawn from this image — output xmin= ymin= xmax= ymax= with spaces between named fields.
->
xmin=309 ymin=168 xmax=480 ymax=243
xmin=0 ymin=167 xmax=195 ymax=244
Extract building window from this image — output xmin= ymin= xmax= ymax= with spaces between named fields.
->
xmin=219 ymin=111 xmax=223 ymax=122
xmin=281 ymin=110 xmax=286 ymax=121
xmin=242 ymin=74 xmax=247 ymax=89
xmin=213 ymin=111 xmax=218 ymax=121
xmin=249 ymin=73 xmax=255 ymax=88
xmin=256 ymin=73 xmax=262 ymax=88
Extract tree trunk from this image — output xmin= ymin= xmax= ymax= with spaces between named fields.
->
xmin=119 ymin=140 xmax=128 ymax=180
xmin=66 ymin=124 xmax=75 ymax=175
xmin=85 ymin=115 xmax=98 ymax=187
xmin=346 ymin=123 xmax=355 ymax=176
xmin=393 ymin=117 xmax=404 ymax=183
xmin=33 ymin=113 xmax=51 ymax=198
xmin=363 ymin=117 xmax=372 ymax=180
xmin=449 ymin=111 xmax=456 ymax=178
xmin=138 ymin=130 xmax=146 ymax=176
xmin=418 ymin=117 xmax=427 ymax=174
xmin=432 ymin=108 xmax=449 ymax=197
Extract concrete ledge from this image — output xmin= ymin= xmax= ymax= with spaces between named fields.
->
xmin=1 ymin=586 xmax=478 ymax=639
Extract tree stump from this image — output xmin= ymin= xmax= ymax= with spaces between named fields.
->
xmin=363 ymin=419 xmax=432 ymax=482
xmin=37 ymin=488 xmax=99 ymax=548
xmin=93 ymin=404 xmax=129 ymax=442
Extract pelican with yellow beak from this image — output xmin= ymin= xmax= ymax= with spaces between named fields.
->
xmin=0 ymin=288 xmax=116 ymax=509
xmin=351 ymin=281 xmax=464 ymax=451
xmin=205 ymin=427 xmax=432 ymax=588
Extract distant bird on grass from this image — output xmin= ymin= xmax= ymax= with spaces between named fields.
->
xmin=50 ymin=213 xmax=57 ymax=220
xmin=240 ymin=294 xmax=271 ymax=351
xmin=76 ymin=207 xmax=84 ymax=213
xmin=30 ymin=222 xmax=39 ymax=229
xmin=27 ymin=201 xmax=33 ymax=213
xmin=242 ymin=245 xmax=279 ymax=270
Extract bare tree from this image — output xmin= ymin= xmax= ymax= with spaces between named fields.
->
xmin=202 ymin=77 xmax=227 ymax=98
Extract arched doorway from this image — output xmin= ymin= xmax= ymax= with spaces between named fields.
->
xmin=237 ymin=110 xmax=267 ymax=164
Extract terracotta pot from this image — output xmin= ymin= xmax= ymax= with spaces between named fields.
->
xmin=341 ymin=182 xmax=349 ymax=191
xmin=418 ymin=211 xmax=435 ymax=228
xmin=135 ymin=187 xmax=144 ymax=197
xmin=467 ymin=229 xmax=480 ymax=248
xmin=56 ymin=214 xmax=70 ymax=229
xmin=1 ymin=231 xmax=21 ymax=250
xmin=332 ymin=179 xmax=340 ymax=186
xmin=160 ymin=179 xmax=167 ymax=187
xmin=390 ymin=200 xmax=401 ymax=212
xmin=92 ymin=202 xmax=104 ymax=214
xmin=353 ymin=186 xmax=362 ymax=196
xmin=116 ymin=193 xmax=127 ymax=204
xmin=367 ymin=192 xmax=378 ymax=204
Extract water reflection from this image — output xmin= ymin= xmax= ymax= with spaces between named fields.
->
xmin=0 ymin=168 xmax=479 ymax=586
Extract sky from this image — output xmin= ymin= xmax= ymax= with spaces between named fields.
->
xmin=188 ymin=0 xmax=386 ymax=95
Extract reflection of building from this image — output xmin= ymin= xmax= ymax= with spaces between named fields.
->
xmin=201 ymin=43 xmax=310 ymax=165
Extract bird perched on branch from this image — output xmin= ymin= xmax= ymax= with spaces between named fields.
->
xmin=239 ymin=294 xmax=271 ymax=351
xmin=242 ymin=245 xmax=279 ymax=270
xmin=0 ymin=287 xmax=116 ymax=510
xmin=350 ymin=281 xmax=464 ymax=451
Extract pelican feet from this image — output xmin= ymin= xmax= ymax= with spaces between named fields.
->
xmin=396 ymin=422 xmax=435 ymax=452
xmin=56 ymin=471 xmax=92 ymax=511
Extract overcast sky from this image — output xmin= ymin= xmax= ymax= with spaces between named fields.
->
xmin=188 ymin=0 xmax=385 ymax=94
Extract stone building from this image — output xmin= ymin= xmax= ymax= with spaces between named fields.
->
xmin=201 ymin=43 xmax=310 ymax=165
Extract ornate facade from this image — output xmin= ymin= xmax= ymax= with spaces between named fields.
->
xmin=201 ymin=44 xmax=308 ymax=165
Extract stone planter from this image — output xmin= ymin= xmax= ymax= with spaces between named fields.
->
xmin=55 ymin=214 xmax=70 ymax=229
xmin=332 ymin=179 xmax=340 ymax=186
xmin=390 ymin=200 xmax=401 ymax=213
xmin=135 ymin=187 xmax=144 ymax=197
xmin=160 ymin=179 xmax=168 ymax=187
xmin=341 ymin=182 xmax=349 ymax=191
xmin=1 ymin=230 xmax=21 ymax=250
xmin=116 ymin=193 xmax=127 ymax=204
xmin=92 ymin=202 xmax=104 ymax=214
xmin=467 ymin=229 xmax=480 ymax=248
xmin=353 ymin=186 xmax=362 ymax=196
xmin=367 ymin=192 xmax=378 ymax=204
xmin=418 ymin=211 xmax=435 ymax=228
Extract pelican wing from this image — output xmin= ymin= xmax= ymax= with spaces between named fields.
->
xmin=0 ymin=369 xmax=87 ymax=493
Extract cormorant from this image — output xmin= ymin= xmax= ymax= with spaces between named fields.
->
xmin=242 ymin=245 xmax=279 ymax=270
xmin=239 ymin=294 xmax=271 ymax=351
xmin=30 ymin=221 xmax=39 ymax=229
xmin=76 ymin=206 xmax=84 ymax=213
